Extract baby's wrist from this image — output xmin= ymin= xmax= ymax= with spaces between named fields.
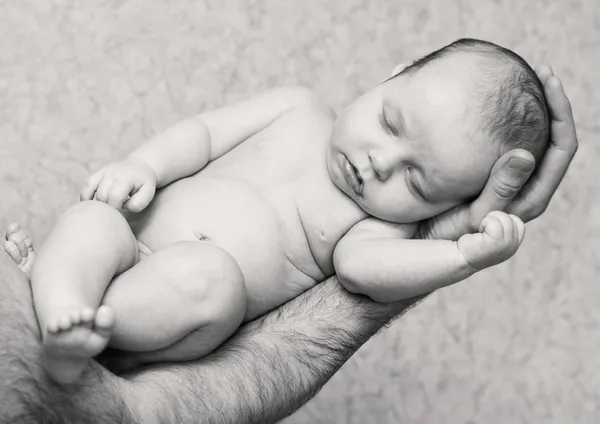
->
xmin=454 ymin=240 xmax=481 ymax=275
xmin=125 ymin=155 xmax=159 ymax=178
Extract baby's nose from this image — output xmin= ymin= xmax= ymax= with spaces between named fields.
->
xmin=368 ymin=148 xmax=400 ymax=181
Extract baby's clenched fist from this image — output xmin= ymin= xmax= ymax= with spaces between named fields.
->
xmin=456 ymin=211 xmax=526 ymax=272
xmin=80 ymin=158 xmax=157 ymax=213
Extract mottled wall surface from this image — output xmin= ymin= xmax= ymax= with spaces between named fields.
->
xmin=1 ymin=0 xmax=599 ymax=423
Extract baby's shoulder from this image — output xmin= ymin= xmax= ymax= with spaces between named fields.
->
xmin=277 ymin=85 xmax=336 ymax=122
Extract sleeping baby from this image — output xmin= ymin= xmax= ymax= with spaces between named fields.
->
xmin=3 ymin=38 xmax=549 ymax=384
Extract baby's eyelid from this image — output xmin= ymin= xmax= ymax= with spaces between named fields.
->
xmin=378 ymin=109 xmax=395 ymax=137
xmin=379 ymin=111 xmax=392 ymax=135
xmin=406 ymin=168 xmax=426 ymax=201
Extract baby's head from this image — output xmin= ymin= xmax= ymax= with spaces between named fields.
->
xmin=327 ymin=38 xmax=549 ymax=223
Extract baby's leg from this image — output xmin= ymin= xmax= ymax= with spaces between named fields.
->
xmin=31 ymin=200 xmax=139 ymax=384
xmin=101 ymin=240 xmax=247 ymax=368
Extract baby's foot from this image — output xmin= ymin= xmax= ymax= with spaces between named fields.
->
xmin=43 ymin=305 xmax=115 ymax=384
xmin=3 ymin=223 xmax=35 ymax=279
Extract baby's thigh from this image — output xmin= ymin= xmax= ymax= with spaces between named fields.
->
xmin=103 ymin=240 xmax=247 ymax=349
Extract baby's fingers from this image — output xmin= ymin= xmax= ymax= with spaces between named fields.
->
xmin=458 ymin=211 xmax=525 ymax=272
xmin=479 ymin=211 xmax=509 ymax=240
xmin=481 ymin=211 xmax=525 ymax=248
xmin=509 ymin=214 xmax=526 ymax=245
xmin=123 ymin=183 xmax=155 ymax=213
xmin=107 ymin=181 xmax=133 ymax=210
xmin=80 ymin=173 xmax=103 ymax=201
xmin=94 ymin=178 xmax=114 ymax=204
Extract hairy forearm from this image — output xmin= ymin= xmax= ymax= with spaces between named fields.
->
xmin=128 ymin=116 xmax=211 ymax=187
xmin=126 ymin=276 xmax=427 ymax=424
xmin=336 ymin=238 xmax=472 ymax=302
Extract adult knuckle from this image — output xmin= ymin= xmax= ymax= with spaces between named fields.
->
xmin=571 ymin=140 xmax=579 ymax=154
xmin=493 ymin=177 xmax=521 ymax=199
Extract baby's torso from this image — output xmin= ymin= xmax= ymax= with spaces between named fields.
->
xmin=127 ymin=104 xmax=361 ymax=320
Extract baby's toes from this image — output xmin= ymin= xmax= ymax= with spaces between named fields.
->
xmin=4 ymin=222 xmax=21 ymax=239
xmin=3 ymin=240 xmax=22 ymax=264
xmin=46 ymin=315 xmax=71 ymax=334
xmin=94 ymin=306 xmax=115 ymax=337
xmin=57 ymin=315 xmax=75 ymax=332
xmin=65 ymin=306 xmax=96 ymax=330
xmin=47 ymin=307 xmax=89 ymax=334
xmin=68 ymin=308 xmax=90 ymax=327
xmin=8 ymin=232 xmax=29 ymax=258
xmin=80 ymin=306 xmax=95 ymax=324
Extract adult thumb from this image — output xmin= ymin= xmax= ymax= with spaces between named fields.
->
xmin=418 ymin=149 xmax=536 ymax=242
xmin=470 ymin=149 xmax=535 ymax=222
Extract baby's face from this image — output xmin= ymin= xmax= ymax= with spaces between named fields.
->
xmin=327 ymin=55 xmax=497 ymax=223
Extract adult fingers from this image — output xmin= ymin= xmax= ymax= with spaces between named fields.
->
xmin=508 ymin=76 xmax=578 ymax=221
xmin=470 ymin=149 xmax=535 ymax=223
xmin=534 ymin=64 xmax=554 ymax=85
xmin=418 ymin=149 xmax=534 ymax=242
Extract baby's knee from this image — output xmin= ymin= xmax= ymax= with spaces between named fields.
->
xmin=62 ymin=201 xmax=129 ymax=231
xmin=59 ymin=200 xmax=137 ymax=258
xmin=65 ymin=199 xmax=117 ymax=216
xmin=168 ymin=241 xmax=247 ymax=318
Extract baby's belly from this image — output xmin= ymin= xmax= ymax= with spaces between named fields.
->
xmin=126 ymin=175 xmax=319 ymax=320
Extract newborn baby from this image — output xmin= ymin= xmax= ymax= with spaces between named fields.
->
xmin=4 ymin=38 xmax=549 ymax=384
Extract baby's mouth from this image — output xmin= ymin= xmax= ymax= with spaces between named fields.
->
xmin=342 ymin=155 xmax=363 ymax=196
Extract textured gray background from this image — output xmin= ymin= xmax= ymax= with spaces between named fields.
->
xmin=1 ymin=0 xmax=599 ymax=423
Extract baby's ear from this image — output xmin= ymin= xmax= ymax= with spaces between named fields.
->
xmin=390 ymin=63 xmax=407 ymax=78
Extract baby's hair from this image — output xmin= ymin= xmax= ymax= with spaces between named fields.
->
xmin=397 ymin=38 xmax=550 ymax=163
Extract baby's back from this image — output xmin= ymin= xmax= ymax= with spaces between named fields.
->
xmin=127 ymin=100 xmax=344 ymax=320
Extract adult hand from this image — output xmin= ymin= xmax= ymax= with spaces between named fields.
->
xmin=417 ymin=65 xmax=578 ymax=241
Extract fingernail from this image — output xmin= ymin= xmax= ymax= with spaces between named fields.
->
xmin=507 ymin=157 xmax=534 ymax=172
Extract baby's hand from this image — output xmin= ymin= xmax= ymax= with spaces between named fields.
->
xmin=456 ymin=211 xmax=526 ymax=272
xmin=80 ymin=158 xmax=157 ymax=213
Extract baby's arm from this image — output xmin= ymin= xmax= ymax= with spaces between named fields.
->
xmin=333 ymin=211 xmax=525 ymax=303
xmin=81 ymin=86 xmax=320 ymax=211
xmin=129 ymin=86 xmax=318 ymax=188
